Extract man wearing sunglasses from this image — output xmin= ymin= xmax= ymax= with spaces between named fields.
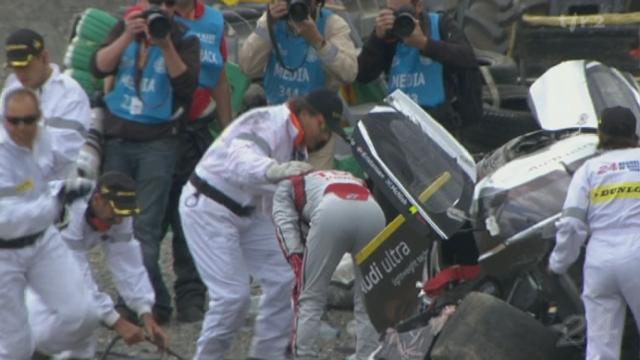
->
xmin=0 ymin=29 xmax=92 ymax=166
xmin=91 ymin=0 xmax=200 ymax=325
xmin=0 ymin=88 xmax=100 ymax=358
xmin=29 ymin=171 xmax=169 ymax=357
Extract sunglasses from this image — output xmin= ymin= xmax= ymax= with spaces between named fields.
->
xmin=149 ymin=0 xmax=176 ymax=6
xmin=5 ymin=114 xmax=39 ymax=125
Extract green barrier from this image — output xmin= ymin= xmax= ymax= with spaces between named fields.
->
xmin=334 ymin=155 xmax=365 ymax=179
xmin=64 ymin=38 xmax=99 ymax=72
xmin=353 ymin=79 xmax=386 ymax=104
xmin=64 ymin=8 xmax=116 ymax=96
xmin=64 ymin=68 xmax=103 ymax=96
xmin=225 ymin=62 xmax=250 ymax=115
xmin=342 ymin=78 xmax=387 ymax=106
xmin=209 ymin=62 xmax=251 ymax=139
xmin=75 ymin=8 xmax=118 ymax=44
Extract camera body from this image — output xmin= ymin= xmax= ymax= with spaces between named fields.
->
xmin=287 ymin=0 xmax=311 ymax=22
xmin=139 ymin=6 xmax=171 ymax=39
xmin=391 ymin=7 xmax=417 ymax=38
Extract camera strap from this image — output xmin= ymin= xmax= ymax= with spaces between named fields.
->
xmin=267 ymin=9 xmax=322 ymax=72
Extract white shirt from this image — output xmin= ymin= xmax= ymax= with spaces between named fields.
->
xmin=194 ymin=104 xmax=307 ymax=209
xmin=550 ymin=148 xmax=640 ymax=273
xmin=0 ymin=125 xmax=68 ymax=240
xmin=0 ymin=63 xmax=91 ymax=160
xmin=61 ymin=198 xmax=155 ymax=326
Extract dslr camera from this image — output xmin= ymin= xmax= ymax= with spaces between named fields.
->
xmin=390 ymin=7 xmax=416 ymax=38
xmin=287 ymin=0 xmax=311 ymax=22
xmin=138 ymin=6 xmax=171 ymax=39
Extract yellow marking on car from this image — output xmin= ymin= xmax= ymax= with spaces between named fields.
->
xmin=356 ymin=172 xmax=451 ymax=265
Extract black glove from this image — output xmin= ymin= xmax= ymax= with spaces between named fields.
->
xmin=58 ymin=177 xmax=94 ymax=204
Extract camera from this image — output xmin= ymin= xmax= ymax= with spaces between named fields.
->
xmin=139 ymin=6 xmax=171 ymax=39
xmin=288 ymin=0 xmax=311 ymax=23
xmin=391 ymin=7 xmax=416 ymax=38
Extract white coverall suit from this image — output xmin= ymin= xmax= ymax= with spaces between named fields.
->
xmin=33 ymin=197 xmax=155 ymax=358
xmin=549 ymin=148 xmax=640 ymax=360
xmin=0 ymin=125 xmax=98 ymax=358
xmin=179 ymin=104 xmax=305 ymax=359
xmin=272 ymin=170 xmax=385 ymax=359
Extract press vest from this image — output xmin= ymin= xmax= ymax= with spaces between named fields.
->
xmin=105 ymin=41 xmax=175 ymax=124
xmin=389 ymin=12 xmax=445 ymax=108
xmin=264 ymin=9 xmax=330 ymax=104
xmin=176 ymin=6 xmax=224 ymax=88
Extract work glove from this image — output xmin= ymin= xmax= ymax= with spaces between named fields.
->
xmin=76 ymin=151 xmax=99 ymax=180
xmin=288 ymin=253 xmax=304 ymax=303
xmin=58 ymin=177 xmax=94 ymax=204
xmin=266 ymin=161 xmax=313 ymax=182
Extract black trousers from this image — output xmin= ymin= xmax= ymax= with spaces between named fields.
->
xmin=162 ymin=118 xmax=215 ymax=310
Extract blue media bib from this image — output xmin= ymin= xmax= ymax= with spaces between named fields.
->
xmin=176 ymin=6 xmax=225 ymax=88
xmin=388 ymin=12 xmax=445 ymax=108
xmin=105 ymin=41 xmax=175 ymax=124
xmin=263 ymin=9 xmax=331 ymax=104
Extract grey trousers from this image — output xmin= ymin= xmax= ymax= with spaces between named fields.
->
xmin=295 ymin=194 xmax=385 ymax=359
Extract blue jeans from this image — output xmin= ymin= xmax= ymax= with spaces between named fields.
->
xmin=103 ymin=136 xmax=178 ymax=316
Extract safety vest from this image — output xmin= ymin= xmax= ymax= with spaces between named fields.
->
xmin=176 ymin=6 xmax=224 ymax=88
xmin=388 ymin=12 xmax=445 ymax=108
xmin=263 ymin=9 xmax=330 ymax=104
xmin=105 ymin=41 xmax=175 ymax=124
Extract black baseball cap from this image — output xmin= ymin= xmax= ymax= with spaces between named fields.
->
xmin=304 ymin=89 xmax=349 ymax=140
xmin=97 ymin=171 xmax=140 ymax=217
xmin=5 ymin=29 xmax=45 ymax=68
xmin=599 ymin=106 xmax=637 ymax=137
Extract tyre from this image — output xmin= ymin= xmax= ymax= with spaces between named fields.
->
xmin=460 ymin=0 xmax=549 ymax=54
xmin=461 ymin=104 xmax=538 ymax=154
xmin=474 ymin=48 xmax=519 ymax=84
xmin=75 ymin=8 xmax=118 ymax=44
xmin=481 ymin=83 xmax=529 ymax=111
xmin=430 ymin=292 xmax=559 ymax=360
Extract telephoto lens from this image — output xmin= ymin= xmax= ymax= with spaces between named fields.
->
xmin=288 ymin=0 xmax=311 ymax=22
xmin=392 ymin=7 xmax=416 ymax=38
xmin=76 ymin=101 xmax=105 ymax=180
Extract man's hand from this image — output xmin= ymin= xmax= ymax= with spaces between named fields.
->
xmin=374 ymin=9 xmax=395 ymax=39
xmin=141 ymin=313 xmax=170 ymax=351
xmin=402 ymin=19 xmax=428 ymax=50
xmin=149 ymin=31 xmax=173 ymax=49
xmin=266 ymin=161 xmax=314 ymax=182
xmin=291 ymin=17 xmax=323 ymax=48
xmin=123 ymin=11 xmax=149 ymax=41
xmin=269 ymin=0 xmax=289 ymax=20
xmin=113 ymin=317 xmax=145 ymax=346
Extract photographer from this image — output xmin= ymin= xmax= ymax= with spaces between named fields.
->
xmin=239 ymin=0 xmax=357 ymax=170
xmin=90 ymin=0 xmax=200 ymax=324
xmin=357 ymin=0 xmax=477 ymax=131
xmin=240 ymin=0 xmax=357 ymax=105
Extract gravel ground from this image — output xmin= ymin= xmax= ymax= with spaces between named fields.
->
xmin=90 ymin=234 xmax=358 ymax=360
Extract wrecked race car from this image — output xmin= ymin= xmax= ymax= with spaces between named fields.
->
xmin=352 ymin=59 xmax=640 ymax=359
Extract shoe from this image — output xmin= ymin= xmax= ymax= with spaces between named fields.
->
xmin=177 ymin=305 xmax=205 ymax=323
